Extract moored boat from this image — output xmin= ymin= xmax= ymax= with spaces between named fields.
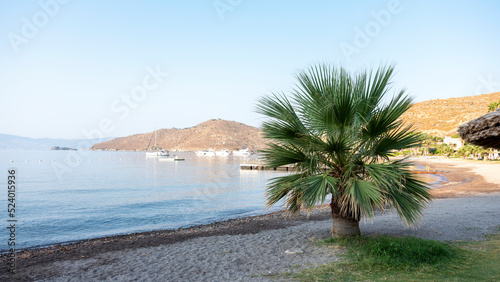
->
xmin=232 ymin=148 xmax=252 ymax=156
xmin=215 ymin=149 xmax=231 ymax=156
xmin=159 ymin=155 xmax=185 ymax=161
xmin=195 ymin=148 xmax=216 ymax=156
xmin=145 ymin=125 xmax=169 ymax=157
xmin=146 ymin=150 xmax=170 ymax=157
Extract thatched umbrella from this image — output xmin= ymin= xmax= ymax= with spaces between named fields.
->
xmin=457 ymin=109 xmax=500 ymax=149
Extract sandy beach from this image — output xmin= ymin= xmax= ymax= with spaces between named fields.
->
xmin=412 ymin=157 xmax=500 ymax=198
xmin=2 ymin=157 xmax=500 ymax=281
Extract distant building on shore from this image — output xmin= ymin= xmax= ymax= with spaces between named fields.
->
xmin=443 ymin=136 xmax=464 ymax=151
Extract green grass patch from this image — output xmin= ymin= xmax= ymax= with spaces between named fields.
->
xmin=320 ymin=235 xmax=458 ymax=269
xmin=287 ymin=232 xmax=500 ymax=281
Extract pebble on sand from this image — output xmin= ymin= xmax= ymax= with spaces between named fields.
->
xmin=285 ymin=248 xmax=304 ymax=254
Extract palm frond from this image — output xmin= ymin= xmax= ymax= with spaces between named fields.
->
xmin=266 ymin=173 xmax=340 ymax=213
xmin=344 ymin=179 xmax=382 ymax=220
xmin=365 ymin=161 xmax=432 ymax=226
xmin=259 ymin=143 xmax=307 ymax=168
xmin=370 ymin=125 xmax=424 ymax=160
xmin=256 ymin=92 xmax=307 ymax=138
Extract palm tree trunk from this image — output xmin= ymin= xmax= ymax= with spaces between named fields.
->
xmin=331 ymin=212 xmax=360 ymax=237
xmin=330 ymin=201 xmax=360 ymax=237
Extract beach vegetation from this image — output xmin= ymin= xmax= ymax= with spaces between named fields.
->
xmin=256 ymin=64 xmax=432 ymax=237
xmin=288 ymin=232 xmax=500 ymax=281
xmin=325 ymin=235 xmax=458 ymax=267
xmin=488 ymin=100 xmax=500 ymax=112
xmin=457 ymin=144 xmax=486 ymax=159
xmin=436 ymin=143 xmax=454 ymax=156
xmin=427 ymin=147 xmax=437 ymax=154
xmin=402 ymin=149 xmax=412 ymax=156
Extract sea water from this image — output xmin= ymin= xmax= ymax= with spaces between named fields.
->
xmin=0 ymin=150 xmax=444 ymax=251
xmin=0 ymin=150 xmax=288 ymax=250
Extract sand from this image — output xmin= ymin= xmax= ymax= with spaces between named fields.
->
xmin=412 ymin=157 xmax=500 ymax=198
xmin=2 ymin=157 xmax=500 ymax=281
xmin=416 ymin=157 xmax=500 ymax=184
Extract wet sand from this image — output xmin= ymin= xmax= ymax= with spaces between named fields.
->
xmin=412 ymin=157 xmax=500 ymax=198
xmin=2 ymin=157 xmax=499 ymax=281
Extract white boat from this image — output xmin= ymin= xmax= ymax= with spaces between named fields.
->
xmin=232 ymin=148 xmax=252 ymax=156
xmin=195 ymin=149 xmax=216 ymax=156
xmin=146 ymin=150 xmax=169 ymax=157
xmin=159 ymin=155 xmax=185 ymax=161
xmin=145 ymin=126 xmax=169 ymax=157
xmin=215 ymin=149 xmax=231 ymax=156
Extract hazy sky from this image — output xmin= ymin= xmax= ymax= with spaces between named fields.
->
xmin=1 ymin=0 xmax=499 ymax=139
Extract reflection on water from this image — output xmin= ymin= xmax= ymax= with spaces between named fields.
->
xmin=416 ymin=173 xmax=447 ymax=187
xmin=412 ymin=165 xmax=447 ymax=187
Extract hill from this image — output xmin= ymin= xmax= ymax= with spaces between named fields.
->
xmin=0 ymin=134 xmax=112 ymax=150
xmin=400 ymin=92 xmax=500 ymax=137
xmin=90 ymin=119 xmax=265 ymax=151
xmin=90 ymin=92 xmax=500 ymax=151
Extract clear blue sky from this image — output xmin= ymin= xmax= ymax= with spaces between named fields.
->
xmin=1 ymin=0 xmax=499 ymax=139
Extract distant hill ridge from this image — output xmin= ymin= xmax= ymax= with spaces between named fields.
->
xmin=90 ymin=119 xmax=265 ymax=151
xmin=400 ymin=92 xmax=500 ymax=137
xmin=0 ymin=134 xmax=112 ymax=150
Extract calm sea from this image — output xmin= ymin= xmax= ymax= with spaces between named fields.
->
xmin=0 ymin=150 xmax=444 ymax=251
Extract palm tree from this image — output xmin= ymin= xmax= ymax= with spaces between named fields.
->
xmin=256 ymin=64 xmax=432 ymax=237
xmin=438 ymin=143 xmax=454 ymax=156
xmin=458 ymin=144 xmax=475 ymax=159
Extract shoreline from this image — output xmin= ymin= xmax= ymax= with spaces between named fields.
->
xmin=1 ymin=157 xmax=469 ymax=255
xmin=2 ymin=157 xmax=469 ymax=254
xmin=0 ymin=207 xmax=333 ymax=274
xmin=412 ymin=157 xmax=500 ymax=198
xmin=2 ymin=157 xmax=500 ymax=280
